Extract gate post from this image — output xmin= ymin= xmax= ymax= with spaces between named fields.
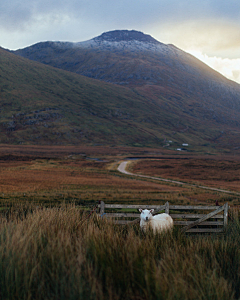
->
xmin=165 ymin=201 xmax=169 ymax=214
xmin=224 ymin=203 xmax=228 ymax=228
xmin=100 ymin=201 xmax=105 ymax=216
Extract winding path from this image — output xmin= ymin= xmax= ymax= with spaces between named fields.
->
xmin=117 ymin=160 xmax=240 ymax=196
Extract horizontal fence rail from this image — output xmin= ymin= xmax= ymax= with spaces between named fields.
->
xmin=97 ymin=201 xmax=228 ymax=233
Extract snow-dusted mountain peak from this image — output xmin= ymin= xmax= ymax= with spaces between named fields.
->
xmin=93 ymin=30 xmax=160 ymax=44
xmin=76 ymin=30 xmax=169 ymax=53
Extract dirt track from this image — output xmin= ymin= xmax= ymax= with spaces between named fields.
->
xmin=117 ymin=160 xmax=240 ymax=196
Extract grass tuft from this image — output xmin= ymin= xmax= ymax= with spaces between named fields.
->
xmin=0 ymin=205 xmax=239 ymax=299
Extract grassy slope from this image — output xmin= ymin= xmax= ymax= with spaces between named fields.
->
xmin=14 ymin=40 xmax=240 ymax=119
xmin=1 ymin=47 xmax=239 ymax=152
xmin=0 ymin=48 xmax=166 ymax=146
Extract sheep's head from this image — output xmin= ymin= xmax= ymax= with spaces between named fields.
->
xmin=139 ymin=209 xmax=154 ymax=222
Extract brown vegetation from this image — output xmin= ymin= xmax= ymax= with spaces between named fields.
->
xmin=0 ymin=205 xmax=239 ymax=300
xmin=0 ymin=146 xmax=239 ymax=209
xmin=0 ymin=146 xmax=239 ymax=299
xmin=131 ymin=158 xmax=240 ymax=192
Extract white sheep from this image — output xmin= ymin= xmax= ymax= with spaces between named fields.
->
xmin=139 ymin=209 xmax=173 ymax=233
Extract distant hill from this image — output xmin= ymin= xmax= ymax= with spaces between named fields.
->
xmin=1 ymin=47 xmax=174 ymax=147
xmin=2 ymin=29 xmax=240 ymax=152
xmin=14 ymin=30 xmax=240 ymax=113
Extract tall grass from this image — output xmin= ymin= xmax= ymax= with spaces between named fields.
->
xmin=0 ymin=206 xmax=239 ymax=300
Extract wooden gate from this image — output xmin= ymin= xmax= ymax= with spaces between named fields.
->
xmin=98 ymin=201 xmax=229 ymax=233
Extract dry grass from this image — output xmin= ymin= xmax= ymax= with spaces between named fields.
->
xmin=0 ymin=159 xmax=182 ymax=194
xmin=0 ymin=152 xmax=239 ymax=209
xmin=0 ymin=148 xmax=239 ymax=299
xmin=131 ymin=158 xmax=240 ymax=192
xmin=0 ymin=144 xmax=169 ymax=158
xmin=0 ymin=205 xmax=239 ymax=300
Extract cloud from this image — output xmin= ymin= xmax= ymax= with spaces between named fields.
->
xmin=188 ymin=50 xmax=240 ymax=84
xmin=0 ymin=0 xmax=77 ymax=30
xmin=152 ymin=20 xmax=240 ymax=59
xmin=1 ymin=1 xmax=240 ymax=50
xmin=1 ymin=0 xmax=240 ymax=84
xmin=1 ymin=0 xmax=240 ymax=32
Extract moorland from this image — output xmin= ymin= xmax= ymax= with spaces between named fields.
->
xmin=0 ymin=145 xmax=239 ymax=208
xmin=0 ymin=145 xmax=240 ymax=300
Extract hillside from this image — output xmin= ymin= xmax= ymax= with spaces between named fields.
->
xmin=12 ymin=30 xmax=240 ymax=152
xmin=1 ymin=41 xmax=240 ymax=152
xmin=14 ymin=30 xmax=240 ymax=118
xmin=0 ymin=47 xmax=169 ymax=146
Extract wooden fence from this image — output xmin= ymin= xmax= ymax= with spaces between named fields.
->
xmin=98 ymin=201 xmax=229 ymax=233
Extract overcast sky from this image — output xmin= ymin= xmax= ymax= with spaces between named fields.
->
xmin=1 ymin=0 xmax=240 ymax=83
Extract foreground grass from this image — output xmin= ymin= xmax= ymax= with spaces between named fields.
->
xmin=0 ymin=206 xmax=239 ymax=300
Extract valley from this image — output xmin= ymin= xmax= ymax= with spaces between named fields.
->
xmin=1 ymin=29 xmax=240 ymax=208
xmin=0 ymin=145 xmax=239 ymax=210
xmin=1 ymin=20 xmax=240 ymax=300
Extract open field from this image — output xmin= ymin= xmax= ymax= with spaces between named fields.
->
xmin=0 ymin=145 xmax=239 ymax=210
xmin=130 ymin=158 xmax=240 ymax=193
xmin=0 ymin=146 xmax=240 ymax=299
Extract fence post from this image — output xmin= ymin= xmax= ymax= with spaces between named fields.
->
xmin=100 ymin=201 xmax=105 ymax=216
xmin=165 ymin=201 xmax=169 ymax=214
xmin=224 ymin=203 xmax=228 ymax=228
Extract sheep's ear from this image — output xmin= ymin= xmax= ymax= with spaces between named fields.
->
xmin=150 ymin=209 xmax=154 ymax=214
xmin=139 ymin=209 xmax=143 ymax=213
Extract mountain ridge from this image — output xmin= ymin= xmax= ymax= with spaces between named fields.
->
xmin=14 ymin=30 xmax=240 ymax=90
xmin=14 ymin=30 xmax=240 ymax=120
xmin=92 ymin=30 xmax=161 ymax=44
xmin=3 ymin=30 xmax=240 ymax=151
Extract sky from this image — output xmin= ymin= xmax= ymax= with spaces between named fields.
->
xmin=1 ymin=0 xmax=240 ymax=84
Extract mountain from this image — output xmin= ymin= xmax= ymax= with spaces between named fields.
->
xmin=12 ymin=30 xmax=231 ymax=87
xmin=2 ymin=30 xmax=240 ymax=152
xmin=14 ymin=30 xmax=240 ymax=123
xmin=12 ymin=30 xmax=240 ymax=151
xmin=2 ymin=45 xmax=219 ymax=149
xmin=1 ymin=46 xmax=175 ymax=147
